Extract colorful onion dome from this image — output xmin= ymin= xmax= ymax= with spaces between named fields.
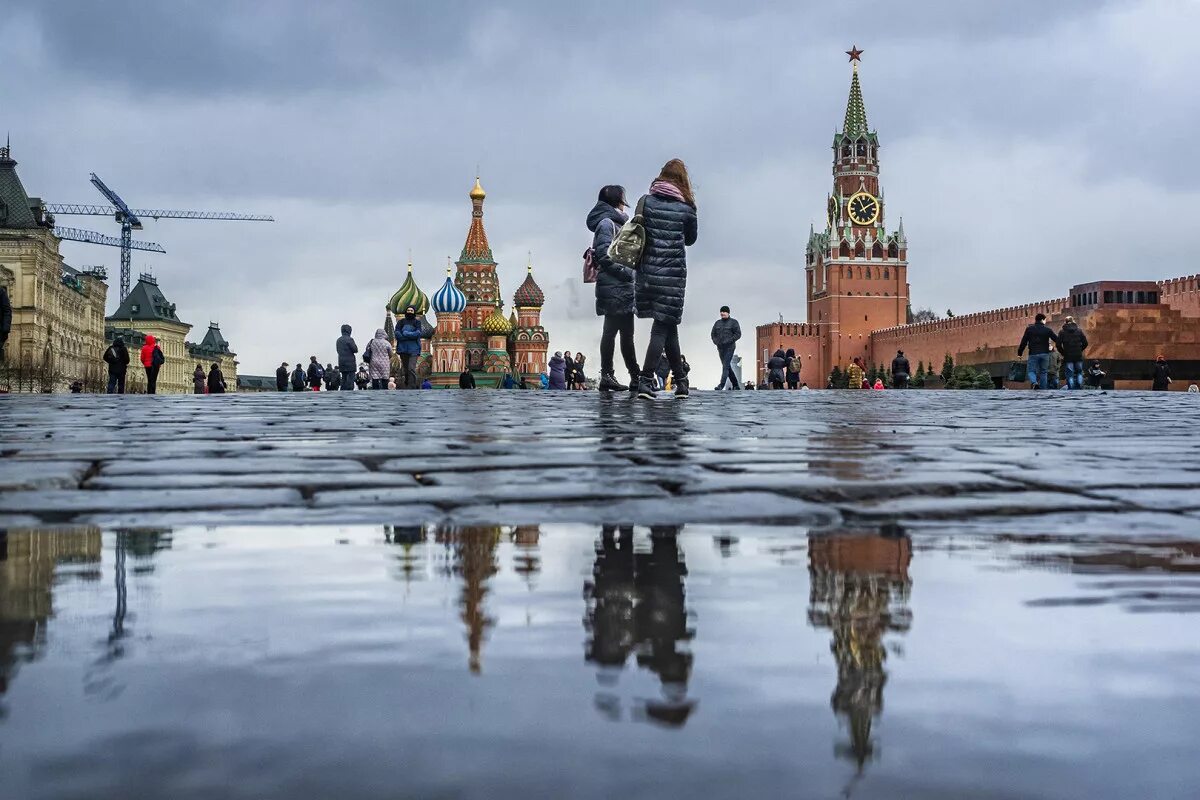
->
xmin=481 ymin=303 xmax=512 ymax=336
xmin=513 ymin=263 xmax=545 ymax=308
xmin=431 ymin=266 xmax=467 ymax=314
xmin=389 ymin=262 xmax=429 ymax=315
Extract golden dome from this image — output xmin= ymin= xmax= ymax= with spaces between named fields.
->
xmin=469 ymin=176 xmax=486 ymax=201
xmin=481 ymin=304 xmax=512 ymax=335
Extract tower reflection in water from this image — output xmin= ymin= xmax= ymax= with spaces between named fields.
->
xmin=584 ymin=525 xmax=695 ymax=727
xmin=807 ymin=530 xmax=912 ymax=770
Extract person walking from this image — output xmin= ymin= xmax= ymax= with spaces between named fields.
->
xmin=395 ymin=306 xmax=422 ymax=389
xmin=573 ymin=353 xmax=588 ymax=389
xmin=766 ymin=349 xmax=787 ymax=389
xmin=1056 ymin=316 xmax=1089 ymax=390
xmin=634 ymin=159 xmax=698 ymax=400
xmin=458 ymin=367 xmax=476 ymax=389
xmin=846 ymin=357 xmax=865 ymax=390
xmin=140 ymin=334 xmax=164 ymax=394
xmin=588 ymin=185 xmax=641 ymax=392
xmin=306 ymin=356 xmax=323 ymax=391
xmin=365 ymin=329 xmax=392 ymax=390
xmin=275 ymin=361 xmax=289 ymax=391
xmin=1017 ymin=313 xmax=1059 ymax=390
xmin=207 ymin=362 xmax=226 ymax=394
xmin=1151 ymin=354 xmax=1172 ymax=391
xmin=548 ymin=352 xmax=567 ymax=390
xmin=891 ymin=350 xmax=911 ymax=389
xmin=710 ymin=306 xmax=742 ymax=390
xmin=324 ymin=363 xmax=340 ymax=391
xmin=193 ymin=364 xmax=206 ymax=394
xmin=102 ymin=335 xmax=130 ymax=394
xmin=562 ymin=351 xmax=576 ymax=389
xmin=336 ymin=324 xmax=358 ymax=390
xmin=291 ymin=362 xmax=307 ymax=391
xmin=785 ymin=348 xmax=800 ymax=390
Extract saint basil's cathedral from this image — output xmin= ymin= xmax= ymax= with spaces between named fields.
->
xmin=385 ymin=177 xmax=550 ymax=387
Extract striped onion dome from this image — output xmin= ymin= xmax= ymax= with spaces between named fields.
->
xmin=481 ymin=303 xmax=512 ymax=336
xmin=431 ymin=267 xmax=467 ymax=314
xmin=513 ymin=264 xmax=545 ymax=308
xmin=389 ymin=262 xmax=429 ymax=315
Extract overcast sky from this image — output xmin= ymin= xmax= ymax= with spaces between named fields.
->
xmin=4 ymin=0 xmax=1198 ymax=384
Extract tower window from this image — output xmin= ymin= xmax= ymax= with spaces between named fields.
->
xmin=883 ymin=268 xmax=890 ymax=279
xmin=888 ymin=242 xmax=898 ymax=258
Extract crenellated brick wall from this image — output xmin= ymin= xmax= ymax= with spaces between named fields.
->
xmin=1159 ymin=275 xmax=1200 ymax=319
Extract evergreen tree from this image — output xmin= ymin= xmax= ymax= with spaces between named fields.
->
xmin=830 ymin=366 xmax=843 ymax=389
xmin=940 ymin=354 xmax=954 ymax=383
xmin=866 ymin=364 xmax=877 ymax=385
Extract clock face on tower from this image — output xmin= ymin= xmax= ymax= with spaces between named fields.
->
xmin=848 ymin=191 xmax=880 ymax=226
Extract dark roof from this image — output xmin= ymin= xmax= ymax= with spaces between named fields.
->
xmin=107 ymin=274 xmax=186 ymax=324
xmin=188 ymin=323 xmax=235 ymax=358
xmin=0 ymin=149 xmax=43 ymax=229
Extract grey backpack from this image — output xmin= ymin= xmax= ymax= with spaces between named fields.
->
xmin=607 ymin=195 xmax=647 ymax=269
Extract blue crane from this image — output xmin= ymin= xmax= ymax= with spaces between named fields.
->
xmin=47 ymin=173 xmax=273 ymax=302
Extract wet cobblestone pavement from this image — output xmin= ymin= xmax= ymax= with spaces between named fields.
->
xmin=2 ymin=391 xmax=1199 ymax=533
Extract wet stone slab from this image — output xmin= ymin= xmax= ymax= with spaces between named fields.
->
xmin=1 ymin=391 xmax=1198 ymax=534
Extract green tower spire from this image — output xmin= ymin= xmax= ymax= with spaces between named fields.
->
xmin=843 ymin=66 xmax=868 ymax=136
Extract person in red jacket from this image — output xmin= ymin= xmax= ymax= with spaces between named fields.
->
xmin=140 ymin=334 xmax=165 ymax=394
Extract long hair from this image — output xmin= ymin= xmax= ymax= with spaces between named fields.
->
xmin=654 ymin=158 xmax=695 ymax=207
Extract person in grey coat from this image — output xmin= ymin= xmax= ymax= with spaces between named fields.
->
xmin=365 ymin=328 xmax=393 ymax=390
xmin=710 ymin=306 xmax=741 ymax=390
xmin=335 ymin=324 xmax=358 ymax=390
xmin=636 ymin=159 xmax=698 ymax=400
xmin=587 ymin=185 xmax=639 ymax=392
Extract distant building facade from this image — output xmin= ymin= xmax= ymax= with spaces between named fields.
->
xmin=756 ymin=52 xmax=1200 ymax=389
xmin=0 ymin=144 xmax=109 ymax=391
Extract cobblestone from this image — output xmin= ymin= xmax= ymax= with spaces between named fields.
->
xmin=1 ymin=391 xmax=1197 ymax=532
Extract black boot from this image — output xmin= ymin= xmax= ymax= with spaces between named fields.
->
xmin=629 ymin=373 xmax=640 ymax=396
xmin=636 ymin=373 xmax=658 ymax=400
xmin=674 ymin=375 xmax=690 ymax=398
xmin=598 ymin=371 xmax=627 ymax=392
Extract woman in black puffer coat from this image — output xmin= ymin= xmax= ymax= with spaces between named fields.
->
xmin=587 ymin=185 xmax=639 ymax=392
xmin=635 ymin=159 xmax=698 ymax=400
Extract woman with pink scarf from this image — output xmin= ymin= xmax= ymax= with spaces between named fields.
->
xmin=634 ymin=159 xmax=698 ymax=400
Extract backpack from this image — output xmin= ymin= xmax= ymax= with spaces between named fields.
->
xmin=607 ymin=195 xmax=647 ymax=269
xmin=316 ymin=364 xmax=325 ymax=379
xmin=151 ymin=346 xmax=165 ymax=367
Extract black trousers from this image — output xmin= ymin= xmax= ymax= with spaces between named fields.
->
xmin=641 ymin=320 xmax=684 ymax=379
xmin=145 ymin=365 xmax=160 ymax=394
xmin=340 ymin=369 xmax=354 ymax=389
xmin=717 ymin=345 xmax=737 ymax=389
xmin=600 ymin=313 xmax=639 ymax=376
xmin=399 ymin=354 xmax=415 ymax=388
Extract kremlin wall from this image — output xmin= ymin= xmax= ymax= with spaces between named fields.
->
xmin=756 ymin=53 xmax=1200 ymax=390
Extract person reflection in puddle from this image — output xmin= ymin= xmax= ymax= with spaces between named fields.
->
xmin=584 ymin=525 xmax=695 ymax=726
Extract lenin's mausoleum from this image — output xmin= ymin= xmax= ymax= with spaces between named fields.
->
xmin=757 ymin=50 xmax=1200 ymax=389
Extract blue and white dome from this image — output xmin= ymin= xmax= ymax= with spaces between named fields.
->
xmin=432 ymin=268 xmax=467 ymax=314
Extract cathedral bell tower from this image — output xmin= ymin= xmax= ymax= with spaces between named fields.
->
xmin=806 ymin=47 xmax=909 ymax=378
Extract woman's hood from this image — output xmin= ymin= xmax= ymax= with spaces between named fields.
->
xmin=144 ymin=334 xmax=156 ymax=346
xmin=586 ymin=201 xmax=628 ymax=232
xmin=374 ymin=328 xmax=387 ymax=339
xmin=341 ymin=324 xmax=352 ymax=335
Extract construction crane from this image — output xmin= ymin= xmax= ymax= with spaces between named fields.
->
xmin=47 ymin=173 xmax=273 ymax=301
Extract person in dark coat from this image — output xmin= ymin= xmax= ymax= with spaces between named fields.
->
xmin=193 ymin=364 xmax=206 ymax=394
xmin=636 ymin=159 xmax=698 ymax=400
xmin=335 ymin=324 xmax=358 ymax=390
xmin=767 ymin=349 xmax=787 ymax=390
xmin=548 ymin=352 xmax=567 ymax=390
xmin=275 ymin=361 xmax=289 ymax=391
xmin=207 ymin=363 xmax=225 ymax=394
xmin=0 ymin=285 xmax=11 ymax=362
xmin=103 ymin=335 xmax=130 ymax=394
xmin=1017 ymin=313 xmax=1059 ymax=390
xmin=306 ymin=356 xmax=323 ymax=391
xmin=891 ymin=350 xmax=911 ymax=389
xmin=1056 ymin=316 xmax=1089 ymax=390
xmin=458 ymin=367 xmax=476 ymax=389
xmin=1086 ymin=361 xmax=1106 ymax=389
xmin=291 ymin=362 xmax=307 ymax=391
xmin=324 ymin=363 xmax=340 ymax=391
xmin=1152 ymin=355 xmax=1172 ymax=391
xmin=395 ymin=306 xmax=422 ymax=389
xmin=710 ymin=306 xmax=742 ymax=390
xmin=785 ymin=348 xmax=800 ymax=390
xmin=588 ymin=185 xmax=640 ymax=392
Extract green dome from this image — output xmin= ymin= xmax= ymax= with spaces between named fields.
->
xmin=389 ymin=263 xmax=429 ymax=315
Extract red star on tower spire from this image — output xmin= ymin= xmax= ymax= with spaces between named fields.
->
xmin=846 ymin=45 xmax=864 ymax=64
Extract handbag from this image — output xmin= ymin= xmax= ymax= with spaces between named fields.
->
xmin=583 ymin=218 xmax=620 ymax=283
xmin=607 ymin=195 xmax=647 ymax=269
xmin=1006 ymin=360 xmax=1026 ymax=382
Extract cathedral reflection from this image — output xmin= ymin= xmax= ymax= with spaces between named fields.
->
xmin=0 ymin=528 xmax=102 ymax=705
xmin=807 ymin=530 xmax=912 ymax=770
xmin=584 ymin=525 xmax=695 ymax=727
xmin=436 ymin=526 xmax=501 ymax=675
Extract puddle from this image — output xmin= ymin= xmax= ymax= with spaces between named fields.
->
xmin=1 ymin=525 xmax=1197 ymax=799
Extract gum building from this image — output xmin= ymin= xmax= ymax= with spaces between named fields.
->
xmin=757 ymin=51 xmax=1200 ymax=390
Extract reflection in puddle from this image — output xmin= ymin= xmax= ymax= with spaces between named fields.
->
xmin=1 ymin=525 xmax=1198 ymax=800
